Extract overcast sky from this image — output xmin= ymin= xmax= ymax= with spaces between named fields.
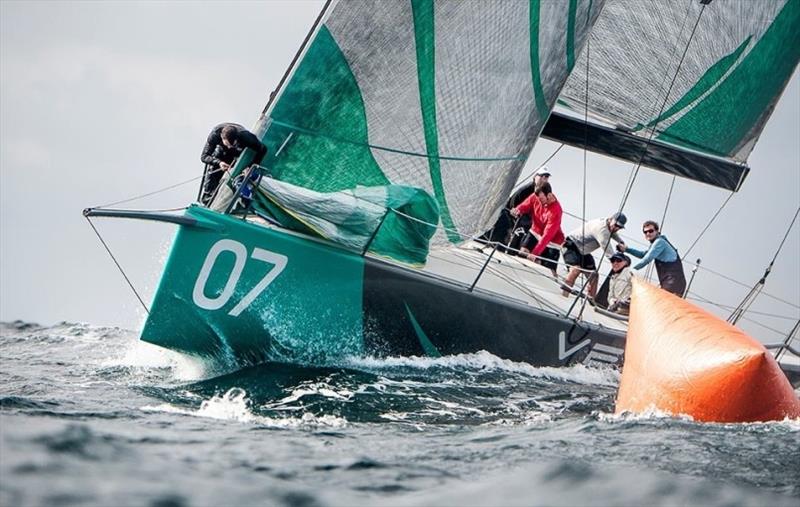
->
xmin=1 ymin=1 xmax=798 ymax=346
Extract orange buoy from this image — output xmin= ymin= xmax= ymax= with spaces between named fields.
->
xmin=616 ymin=278 xmax=800 ymax=423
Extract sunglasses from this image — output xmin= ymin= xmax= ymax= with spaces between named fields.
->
xmin=643 ymin=229 xmax=656 ymax=234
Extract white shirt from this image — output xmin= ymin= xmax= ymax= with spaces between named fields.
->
xmin=566 ymin=218 xmax=623 ymax=258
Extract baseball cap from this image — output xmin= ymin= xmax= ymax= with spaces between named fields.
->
xmin=611 ymin=212 xmax=627 ymax=228
xmin=610 ymin=252 xmax=626 ymax=262
xmin=534 ymin=166 xmax=551 ymax=177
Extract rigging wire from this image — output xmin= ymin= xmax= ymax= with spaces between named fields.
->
xmin=728 ymin=205 xmax=800 ymax=325
xmin=570 ymin=34 xmax=593 ymax=320
xmin=84 ymin=216 xmax=150 ymax=315
xmin=93 ymin=175 xmax=203 ymax=209
xmin=615 ymin=3 xmax=707 ymax=216
xmin=644 ymin=0 xmax=692 ymax=287
xmin=682 ymin=190 xmax=735 ymax=259
xmin=683 ymin=299 xmax=798 ymax=321
xmin=507 ymin=143 xmax=565 ymax=196
xmin=645 ymin=175 xmax=678 ymax=282
xmin=774 ymin=319 xmax=799 ymax=362
xmin=565 ymin=3 xmax=708 ymax=318
xmin=690 ymin=291 xmax=796 ymax=340
xmin=692 ymin=253 xmax=799 ymax=309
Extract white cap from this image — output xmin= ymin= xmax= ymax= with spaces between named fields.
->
xmin=534 ymin=166 xmax=551 ymax=177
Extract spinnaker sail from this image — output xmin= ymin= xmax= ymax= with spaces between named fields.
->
xmin=247 ymin=0 xmax=605 ymax=247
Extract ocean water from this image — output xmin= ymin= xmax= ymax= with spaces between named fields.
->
xmin=1 ymin=321 xmax=798 ymax=507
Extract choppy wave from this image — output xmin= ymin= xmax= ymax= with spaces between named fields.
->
xmin=142 ymin=388 xmax=348 ymax=429
xmin=2 ymin=320 xmax=799 ymax=506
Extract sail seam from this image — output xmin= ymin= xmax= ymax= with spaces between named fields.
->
xmin=268 ymin=119 xmax=525 ymax=162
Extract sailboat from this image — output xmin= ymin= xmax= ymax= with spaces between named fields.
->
xmin=85 ymin=0 xmax=800 ymax=381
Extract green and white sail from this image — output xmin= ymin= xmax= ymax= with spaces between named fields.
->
xmin=254 ymin=0 xmax=605 ymax=246
xmin=557 ymin=0 xmax=800 ymax=169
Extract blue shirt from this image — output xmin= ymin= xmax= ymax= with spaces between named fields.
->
xmin=627 ymin=235 xmax=678 ymax=270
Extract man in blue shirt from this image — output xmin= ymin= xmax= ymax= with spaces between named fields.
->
xmin=618 ymin=220 xmax=686 ymax=296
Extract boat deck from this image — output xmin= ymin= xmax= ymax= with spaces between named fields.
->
xmin=424 ymin=241 xmax=629 ymax=333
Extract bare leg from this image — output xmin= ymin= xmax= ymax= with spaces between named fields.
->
xmin=587 ymin=273 xmax=598 ymax=298
xmin=563 ymin=266 xmax=581 ymax=296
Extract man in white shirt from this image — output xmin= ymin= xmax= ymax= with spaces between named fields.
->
xmin=561 ymin=213 xmax=627 ymax=298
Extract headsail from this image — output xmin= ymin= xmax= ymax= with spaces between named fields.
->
xmin=252 ymin=0 xmax=605 ymax=245
xmin=554 ymin=0 xmax=800 ymax=190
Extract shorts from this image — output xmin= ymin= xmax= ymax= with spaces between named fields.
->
xmin=562 ymin=239 xmax=596 ymax=271
xmin=521 ymin=233 xmax=561 ymax=271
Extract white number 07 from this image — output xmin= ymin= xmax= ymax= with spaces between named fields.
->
xmin=192 ymin=239 xmax=288 ymax=316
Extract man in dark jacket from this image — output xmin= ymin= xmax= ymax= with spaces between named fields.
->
xmin=200 ymin=123 xmax=268 ymax=206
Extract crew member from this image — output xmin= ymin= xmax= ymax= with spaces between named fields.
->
xmin=618 ymin=220 xmax=686 ymax=296
xmin=200 ymin=123 xmax=267 ymax=206
xmin=561 ymin=213 xmax=627 ymax=298
xmin=510 ymin=181 xmax=564 ymax=277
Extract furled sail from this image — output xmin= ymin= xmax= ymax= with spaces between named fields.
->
xmin=255 ymin=178 xmax=439 ymax=266
xmin=555 ymin=0 xmax=800 ymax=190
xmin=250 ymin=0 xmax=605 ymax=246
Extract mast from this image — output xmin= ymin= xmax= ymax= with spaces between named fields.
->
xmin=260 ymin=0 xmax=333 ymax=119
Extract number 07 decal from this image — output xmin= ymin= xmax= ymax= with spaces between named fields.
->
xmin=192 ymin=239 xmax=288 ymax=316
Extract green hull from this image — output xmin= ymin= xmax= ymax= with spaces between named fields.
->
xmin=141 ymin=206 xmax=366 ymax=365
xmin=140 ymin=206 xmax=631 ymax=370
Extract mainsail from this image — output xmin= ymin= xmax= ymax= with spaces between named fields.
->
xmin=247 ymin=0 xmax=605 ymax=246
xmin=555 ymin=0 xmax=800 ymax=190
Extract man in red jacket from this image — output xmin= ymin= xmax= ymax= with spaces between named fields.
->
xmin=510 ymin=182 xmax=564 ymax=277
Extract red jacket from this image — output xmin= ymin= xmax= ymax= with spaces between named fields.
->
xmin=514 ymin=194 xmax=565 ymax=256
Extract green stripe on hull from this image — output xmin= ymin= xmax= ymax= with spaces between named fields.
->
xmin=411 ymin=0 xmax=461 ymax=243
xmin=141 ymin=206 xmax=366 ymax=365
xmin=404 ymin=303 xmax=441 ymax=358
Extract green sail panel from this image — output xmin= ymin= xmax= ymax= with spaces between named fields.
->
xmin=411 ymin=0 xmax=459 ymax=243
xmin=658 ymin=0 xmax=800 ymax=158
xmin=633 ymin=36 xmax=752 ymax=133
xmin=263 ymin=25 xmax=388 ymax=192
xmin=529 ymin=0 xmax=549 ymax=123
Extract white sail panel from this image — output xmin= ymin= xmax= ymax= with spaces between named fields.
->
xmin=433 ymin=1 xmax=534 ymax=234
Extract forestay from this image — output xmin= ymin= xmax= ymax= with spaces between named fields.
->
xmin=250 ymin=0 xmax=604 ymax=249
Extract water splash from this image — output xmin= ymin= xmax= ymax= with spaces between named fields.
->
xmin=141 ymin=388 xmax=348 ymax=429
